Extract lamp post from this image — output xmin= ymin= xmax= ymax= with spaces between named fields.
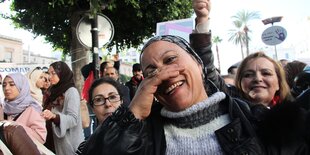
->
xmin=262 ymin=16 xmax=283 ymax=60
xmin=76 ymin=13 xmax=114 ymax=79
xmin=90 ymin=14 xmax=99 ymax=79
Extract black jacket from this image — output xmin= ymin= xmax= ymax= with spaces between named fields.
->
xmin=189 ymin=33 xmax=239 ymax=98
xmin=255 ymin=99 xmax=310 ymax=155
xmin=81 ymin=94 xmax=265 ymax=155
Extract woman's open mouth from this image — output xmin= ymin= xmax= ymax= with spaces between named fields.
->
xmin=165 ymin=81 xmax=184 ymax=95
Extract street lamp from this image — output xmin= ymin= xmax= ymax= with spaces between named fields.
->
xmin=262 ymin=16 xmax=283 ymax=25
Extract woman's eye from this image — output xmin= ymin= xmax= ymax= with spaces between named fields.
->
xmin=164 ymin=56 xmax=177 ymax=64
xmin=99 ymin=98 xmax=105 ymax=102
xmin=262 ymin=71 xmax=273 ymax=76
xmin=109 ymin=95 xmax=117 ymax=100
xmin=243 ymin=73 xmax=253 ymax=78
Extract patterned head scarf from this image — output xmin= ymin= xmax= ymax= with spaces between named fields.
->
xmin=141 ymin=35 xmax=206 ymax=75
xmin=4 ymin=73 xmax=42 ymax=116
xmin=44 ymin=61 xmax=75 ymax=105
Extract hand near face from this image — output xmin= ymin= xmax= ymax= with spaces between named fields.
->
xmin=129 ymin=64 xmax=185 ymax=120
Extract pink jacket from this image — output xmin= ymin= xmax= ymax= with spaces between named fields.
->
xmin=14 ymin=106 xmax=47 ymax=144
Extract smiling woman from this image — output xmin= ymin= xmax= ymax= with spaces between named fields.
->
xmin=234 ymin=52 xmax=293 ymax=107
xmin=82 ymin=33 xmax=265 ymax=155
xmin=80 ymin=1 xmax=267 ymax=154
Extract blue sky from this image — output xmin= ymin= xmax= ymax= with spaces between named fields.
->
xmin=1 ymin=0 xmax=309 ymax=72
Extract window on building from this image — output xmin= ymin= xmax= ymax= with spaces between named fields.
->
xmin=4 ymin=51 xmax=13 ymax=63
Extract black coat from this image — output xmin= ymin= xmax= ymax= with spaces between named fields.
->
xmin=81 ymin=94 xmax=265 ymax=155
xmin=255 ymin=98 xmax=310 ymax=155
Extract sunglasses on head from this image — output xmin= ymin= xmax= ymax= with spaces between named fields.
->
xmin=29 ymin=66 xmax=49 ymax=79
xmin=34 ymin=66 xmax=48 ymax=71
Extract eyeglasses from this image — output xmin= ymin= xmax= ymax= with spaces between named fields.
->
xmin=92 ymin=94 xmax=121 ymax=106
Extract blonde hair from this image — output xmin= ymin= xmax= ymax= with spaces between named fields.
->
xmin=235 ymin=52 xmax=293 ymax=104
xmin=26 ymin=69 xmax=44 ymax=105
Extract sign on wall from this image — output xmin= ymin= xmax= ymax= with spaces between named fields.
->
xmin=0 ymin=63 xmax=49 ymax=77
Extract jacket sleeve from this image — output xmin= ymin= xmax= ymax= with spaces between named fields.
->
xmin=189 ymin=33 xmax=235 ymax=96
xmin=3 ymin=121 xmax=41 ymax=155
xmin=52 ymin=87 xmax=81 ymax=138
xmin=82 ymin=106 xmax=149 ymax=155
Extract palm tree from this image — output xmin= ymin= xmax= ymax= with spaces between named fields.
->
xmin=229 ymin=10 xmax=260 ymax=57
xmin=212 ymin=36 xmax=222 ymax=71
xmin=228 ymin=20 xmax=246 ymax=59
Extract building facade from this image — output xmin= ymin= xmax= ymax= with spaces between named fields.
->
xmin=0 ymin=34 xmax=58 ymax=65
xmin=0 ymin=35 xmax=23 ymax=63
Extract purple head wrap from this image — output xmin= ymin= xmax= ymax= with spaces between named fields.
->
xmin=3 ymin=73 xmax=42 ymax=116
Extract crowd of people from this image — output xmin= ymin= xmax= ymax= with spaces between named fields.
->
xmin=0 ymin=0 xmax=310 ymax=154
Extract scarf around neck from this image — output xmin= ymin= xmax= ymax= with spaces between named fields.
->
xmin=161 ymin=92 xmax=228 ymax=128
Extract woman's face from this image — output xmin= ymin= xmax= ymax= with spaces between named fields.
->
xmin=2 ymin=76 xmax=19 ymax=101
xmin=91 ymin=83 xmax=122 ymax=124
xmin=48 ymin=66 xmax=60 ymax=85
xmin=240 ymin=57 xmax=280 ymax=106
xmin=42 ymin=72 xmax=51 ymax=89
xmin=36 ymin=73 xmax=47 ymax=88
xmin=141 ymin=41 xmax=207 ymax=112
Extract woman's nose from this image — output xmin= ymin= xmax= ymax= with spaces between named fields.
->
xmin=253 ymin=73 xmax=263 ymax=82
xmin=104 ymin=100 xmax=113 ymax=107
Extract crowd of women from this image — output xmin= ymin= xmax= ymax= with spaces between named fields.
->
xmin=0 ymin=61 xmax=84 ymax=155
xmin=80 ymin=0 xmax=310 ymax=154
xmin=0 ymin=0 xmax=309 ymax=154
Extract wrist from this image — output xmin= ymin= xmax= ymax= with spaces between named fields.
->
xmin=195 ymin=18 xmax=210 ymax=33
xmin=52 ymin=113 xmax=57 ymax=119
